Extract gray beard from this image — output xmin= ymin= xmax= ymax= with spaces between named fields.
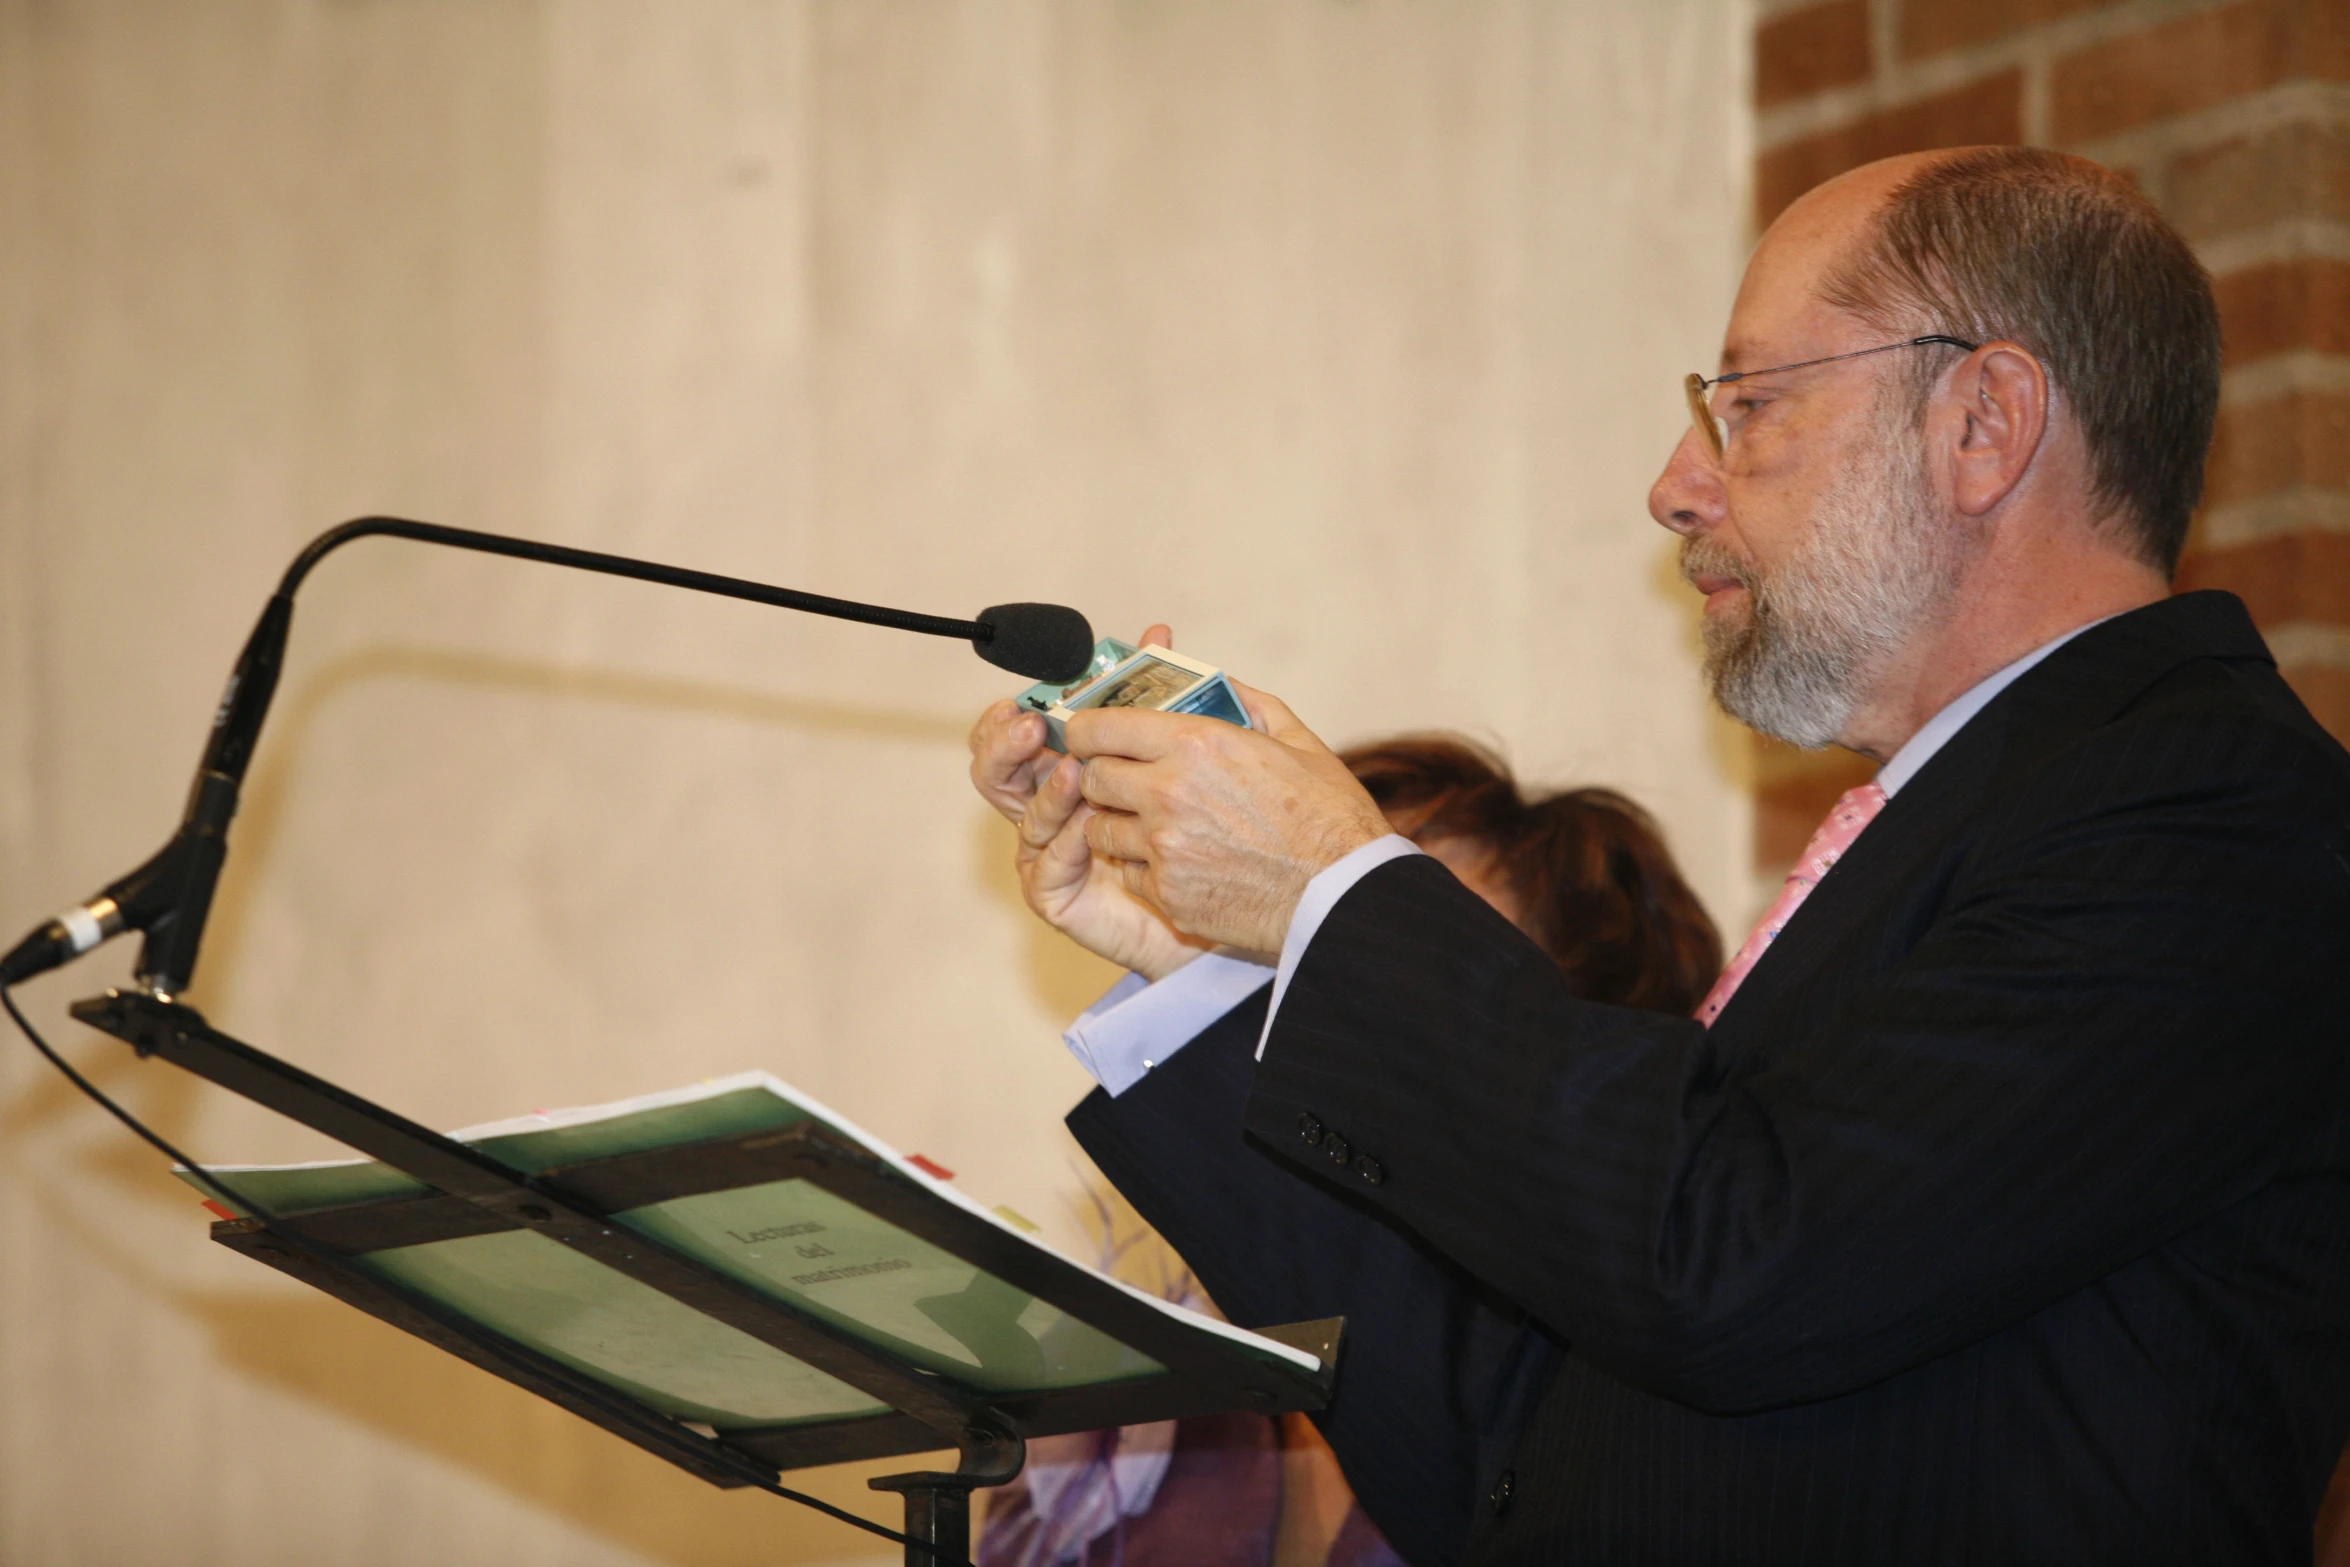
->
xmin=1685 ymin=427 xmax=1958 ymax=748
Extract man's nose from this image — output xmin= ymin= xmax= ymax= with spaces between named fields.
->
xmin=1648 ymin=428 xmax=1725 ymax=538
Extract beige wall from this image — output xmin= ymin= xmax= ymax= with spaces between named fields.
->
xmin=0 ymin=3 xmax=1748 ymax=1562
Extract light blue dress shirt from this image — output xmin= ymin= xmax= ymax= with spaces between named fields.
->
xmin=1062 ymin=618 xmax=2112 ymax=1094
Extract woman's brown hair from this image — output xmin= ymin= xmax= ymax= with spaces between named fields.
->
xmin=1340 ymin=735 xmax=1722 ymax=1015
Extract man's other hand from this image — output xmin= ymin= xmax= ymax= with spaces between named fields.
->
xmin=1067 ymin=685 xmax=1392 ymax=954
xmin=1012 ymin=748 xmax=1217 ymax=981
xmin=968 ymin=621 xmax=1173 ymax=822
xmin=970 ymin=624 xmax=1209 ymax=981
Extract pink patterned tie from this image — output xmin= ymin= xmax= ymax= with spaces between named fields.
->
xmin=1696 ymin=782 xmax=1887 ymax=1027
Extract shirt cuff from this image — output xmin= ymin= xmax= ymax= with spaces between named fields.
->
xmin=1063 ymin=951 xmax=1275 ymax=1096
xmin=1256 ymin=834 xmax=1424 ymax=1060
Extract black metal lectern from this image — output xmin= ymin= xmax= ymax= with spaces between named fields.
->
xmin=71 ymin=988 xmax=1341 ymax=1565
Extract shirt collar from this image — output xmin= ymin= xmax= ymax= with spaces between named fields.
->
xmin=1875 ymin=616 xmax=2116 ymax=798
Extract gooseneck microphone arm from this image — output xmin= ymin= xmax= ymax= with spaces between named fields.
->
xmin=280 ymin=518 xmax=1006 ymax=646
xmin=0 ymin=515 xmax=1093 ymax=997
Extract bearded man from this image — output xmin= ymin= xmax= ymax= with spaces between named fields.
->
xmin=969 ymin=147 xmax=2350 ymax=1564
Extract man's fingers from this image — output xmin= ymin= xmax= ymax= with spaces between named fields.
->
xmin=1031 ymin=799 xmax=1096 ymax=882
xmin=1230 ymin=680 xmax=1335 ymax=756
xmin=1140 ymin=623 xmax=1173 ymax=649
xmin=971 ymin=702 xmax=1055 ymax=820
xmin=1084 ymin=808 xmax=1152 ymax=865
xmin=1017 ymin=756 xmax=1086 ymax=847
xmin=968 ymin=697 xmax=1016 ymax=753
xmin=1065 ymin=705 xmax=1209 ymax=763
xmin=1075 ymin=754 xmax=1155 ymax=815
xmin=970 ymin=699 xmax=1036 ymax=762
xmin=1110 ymin=855 xmax=1154 ymax=903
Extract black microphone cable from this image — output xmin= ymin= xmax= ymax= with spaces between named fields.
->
xmin=0 ymin=983 xmax=976 ymax=1565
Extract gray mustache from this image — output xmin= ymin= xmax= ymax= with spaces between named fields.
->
xmin=1679 ymin=538 xmax=1753 ymax=590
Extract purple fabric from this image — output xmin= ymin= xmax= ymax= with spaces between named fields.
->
xmin=1328 ymin=1504 xmax=1409 ymax=1567
xmin=979 ymin=1411 xmax=1280 ymax=1567
xmin=979 ymin=1411 xmax=1413 ymax=1567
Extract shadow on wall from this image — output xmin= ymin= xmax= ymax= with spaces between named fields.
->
xmin=187 ymin=641 xmax=977 ymax=1016
xmin=0 ymin=1017 xmax=213 ymax=1174
xmin=179 ymin=636 xmax=1120 ymax=1028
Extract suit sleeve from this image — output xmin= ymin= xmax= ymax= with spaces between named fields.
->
xmin=1243 ymin=706 xmax=2350 ymax=1415
xmin=1067 ymin=989 xmax=1555 ymax=1567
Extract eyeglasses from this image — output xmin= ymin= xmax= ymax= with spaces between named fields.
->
xmin=1683 ymin=334 xmax=1980 ymax=460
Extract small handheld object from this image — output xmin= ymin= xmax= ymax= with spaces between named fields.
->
xmin=1015 ymin=639 xmax=1252 ymax=752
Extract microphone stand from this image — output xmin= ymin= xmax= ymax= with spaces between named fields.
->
xmin=1 ymin=515 xmax=1092 ymax=997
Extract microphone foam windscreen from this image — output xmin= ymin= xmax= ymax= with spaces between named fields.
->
xmin=974 ymin=603 xmax=1095 ymax=683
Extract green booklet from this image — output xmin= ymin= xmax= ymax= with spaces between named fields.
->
xmin=182 ymin=1072 xmax=1319 ymax=1434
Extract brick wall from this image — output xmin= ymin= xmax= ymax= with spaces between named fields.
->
xmin=1748 ymin=0 xmax=2350 ymax=873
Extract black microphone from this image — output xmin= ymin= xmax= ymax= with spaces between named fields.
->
xmin=0 ymin=516 xmax=1093 ymax=995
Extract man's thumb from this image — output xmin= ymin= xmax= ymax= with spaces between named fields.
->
xmin=1231 ymin=681 xmax=1333 ymax=755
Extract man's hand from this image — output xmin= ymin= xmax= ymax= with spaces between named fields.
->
xmin=1012 ymin=749 xmax=1217 ymax=980
xmin=1068 ymin=685 xmax=1392 ymax=954
xmin=969 ymin=625 xmax=1208 ymax=980
xmin=967 ymin=622 xmax=1173 ymax=824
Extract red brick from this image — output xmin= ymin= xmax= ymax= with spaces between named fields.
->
xmin=2320 ymin=1437 xmax=2350 ymax=1565
xmin=2052 ymin=0 xmax=2350 ymax=145
xmin=1756 ymin=71 xmax=2025 ymax=227
xmin=2176 ymin=531 xmax=2350 ymax=626
xmin=1899 ymin=0 xmax=2110 ymax=63
xmin=2198 ymin=389 xmax=2350 ymax=509
xmin=2281 ymin=663 xmax=2350 ymax=748
xmin=1759 ymin=0 xmax=1873 ymax=110
xmin=2165 ymin=119 xmax=2350 ymax=243
xmin=2211 ymin=258 xmax=2350 ymax=364
xmin=1753 ymin=743 xmax=1879 ymax=871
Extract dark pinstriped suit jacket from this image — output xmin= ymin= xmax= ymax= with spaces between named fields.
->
xmin=1068 ymin=592 xmax=2350 ymax=1565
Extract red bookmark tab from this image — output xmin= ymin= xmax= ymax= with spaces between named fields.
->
xmin=905 ymin=1154 xmax=955 ymax=1181
xmin=200 ymin=1200 xmax=239 ymax=1221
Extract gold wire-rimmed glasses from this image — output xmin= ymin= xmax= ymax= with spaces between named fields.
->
xmin=1683 ymin=334 xmax=1980 ymax=460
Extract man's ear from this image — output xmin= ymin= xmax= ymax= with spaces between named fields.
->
xmin=1941 ymin=342 xmax=2049 ymax=518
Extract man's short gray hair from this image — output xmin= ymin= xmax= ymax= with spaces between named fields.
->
xmin=1820 ymin=147 xmax=2221 ymax=575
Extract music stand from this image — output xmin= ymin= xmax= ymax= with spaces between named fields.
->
xmin=71 ymin=989 xmax=1340 ymax=1565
